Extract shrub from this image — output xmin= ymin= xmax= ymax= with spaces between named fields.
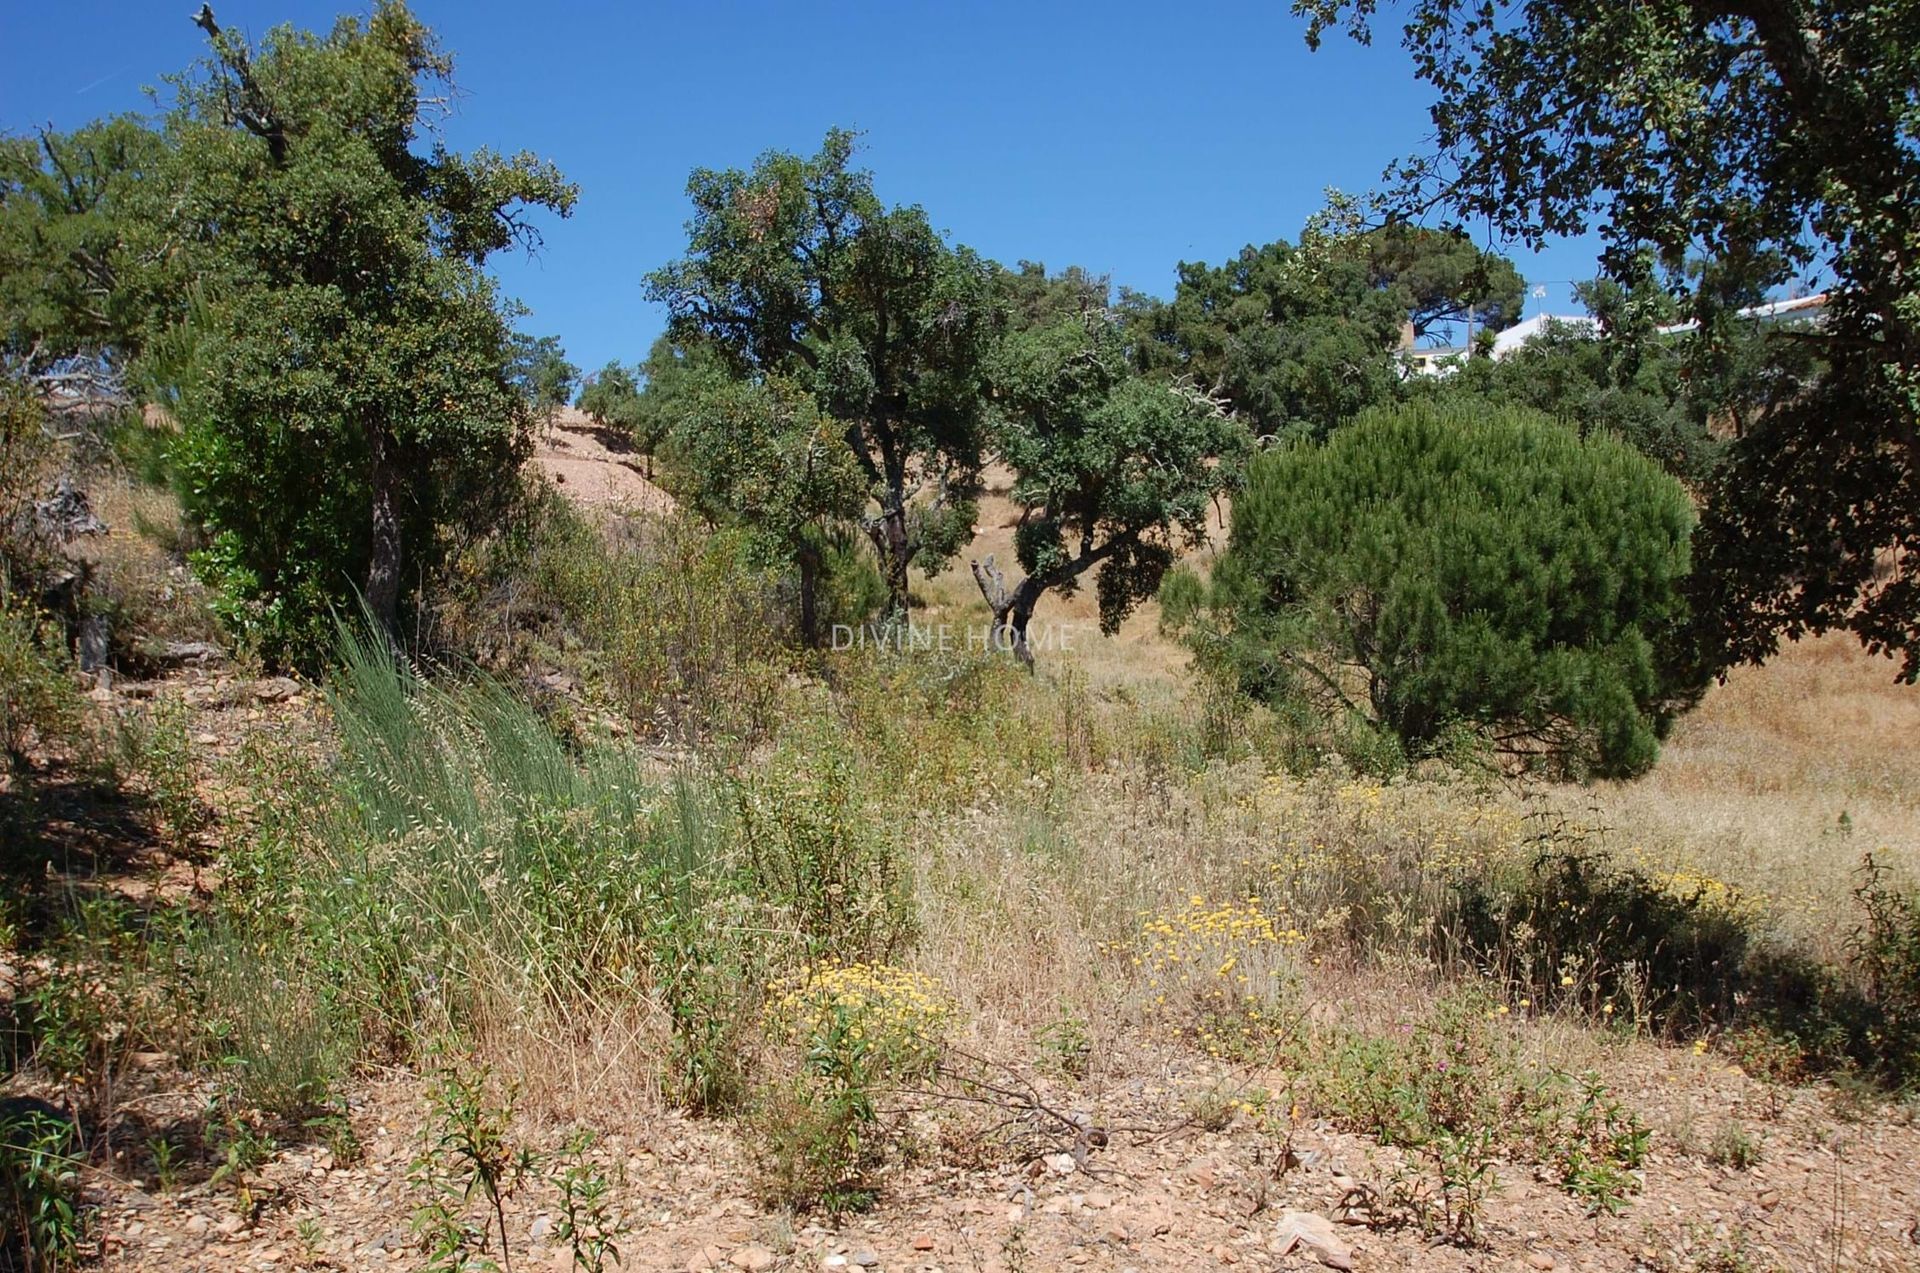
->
xmin=1453 ymin=849 xmax=1757 ymax=1034
xmin=749 ymin=963 xmax=951 ymax=1214
xmin=1187 ymin=399 xmax=1700 ymax=778
xmin=736 ymin=725 xmax=916 ymax=963
xmin=1135 ymin=895 xmax=1303 ymax=1060
xmin=0 ymin=1100 xmax=84 ymax=1271
xmin=0 ymin=599 xmax=87 ymax=777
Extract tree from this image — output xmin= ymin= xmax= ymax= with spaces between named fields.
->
xmin=1296 ymin=0 xmax=1920 ymax=679
xmin=972 ymin=268 xmax=1246 ymax=665
xmin=576 ymin=358 xmax=638 ymax=421
xmin=1126 ymin=205 xmax=1413 ymax=439
xmin=1123 ymin=201 xmax=1527 ymax=441
xmin=506 ymin=332 xmax=577 ymax=412
xmin=0 ymin=118 xmax=167 ymax=395
xmin=1182 ymin=400 xmax=1698 ymax=777
xmin=1407 ymin=309 xmax=1722 ymax=483
xmin=646 ymin=130 xmax=1001 ymax=620
xmin=153 ymin=3 xmax=574 ymax=656
xmin=645 ymin=342 xmax=870 ymax=644
xmin=1364 ymin=223 xmax=1524 ymax=343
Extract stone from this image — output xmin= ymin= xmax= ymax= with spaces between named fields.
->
xmin=851 ymin=1251 xmax=881 ymax=1267
xmin=731 ymin=1246 xmax=777 ymax=1271
xmin=911 ymin=1234 xmax=935 ymax=1251
xmin=530 ymin=1214 xmax=555 ymax=1243
xmin=254 ymin=677 xmax=300 ymax=702
xmin=1272 ymin=1211 xmax=1353 ymax=1271
xmin=1528 ymin=1253 xmax=1558 ymax=1270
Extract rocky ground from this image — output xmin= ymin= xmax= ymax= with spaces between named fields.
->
xmin=92 ymin=1045 xmax=1920 ymax=1272
xmin=530 ymin=409 xmax=675 ymax=514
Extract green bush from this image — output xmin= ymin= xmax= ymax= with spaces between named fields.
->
xmin=1188 ymin=399 xmax=1700 ymax=777
xmin=0 ymin=599 xmax=87 ymax=778
xmin=0 ymin=1100 xmax=84 ymax=1271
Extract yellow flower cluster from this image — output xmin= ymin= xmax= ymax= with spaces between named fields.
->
xmin=1649 ymin=866 xmax=1764 ymax=922
xmin=1621 ymin=846 xmax=1767 ymax=923
xmin=1138 ymin=896 xmax=1303 ymax=1059
xmin=768 ymin=961 xmax=951 ymax=1071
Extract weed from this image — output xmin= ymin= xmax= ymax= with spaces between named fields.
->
xmin=410 ymin=1060 xmax=534 ymax=1273
xmin=1034 ymin=1016 xmax=1093 ymax=1080
xmin=147 ymin=1136 xmax=181 ymax=1192
xmin=207 ymin=1107 xmax=276 ymax=1209
xmin=0 ymin=1102 xmax=85 ymax=1272
xmin=115 ymin=697 xmax=209 ymax=848
xmin=1555 ymin=1072 xmax=1649 ymax=1214
xmin=1707 ymin=1120 xmax=1761 ymax=1170
xmin=552 ymin=1130 xmax=628 ymax=1273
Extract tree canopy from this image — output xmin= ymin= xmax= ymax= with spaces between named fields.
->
xmin=0 ymin=118 xmax=169 ymax=404
xmin=971 ymin=267 xmax=1246 ymax=664
xmin=1126 ymin=205 xmax=1524 ymax=439
xmin=1296 ymin=0 xmax=1920 ymax=679
xmin=507 ymin=333 xmax=578 ymax=412
xmin=646 ymin=130 xmax=1002 ymax=619
xmin=150 ymin=2 xmax=574 ymax=657
xmin=1179 ymin=399 xmax=1699 ymax=777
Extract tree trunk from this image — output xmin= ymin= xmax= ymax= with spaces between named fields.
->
xmin=797 ymin=541 xmax=822 ymax=648
xmin=365 ymin=423 xmax=402 ymax=635
xmin=876 ymin=503 xmax=912 ymax=622
xmin=969 ymin=554 xmax=1037 ymax=670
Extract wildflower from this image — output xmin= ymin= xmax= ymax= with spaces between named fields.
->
xmin=1560 ymin=975 xmax=1575 ymax=986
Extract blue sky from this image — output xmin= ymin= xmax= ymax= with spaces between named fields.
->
xmin=2 ymin=0 xmax=1609 ymax=375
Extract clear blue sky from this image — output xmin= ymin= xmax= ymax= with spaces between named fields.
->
xmin=1 ymin=0 xmax=1608 ymax=374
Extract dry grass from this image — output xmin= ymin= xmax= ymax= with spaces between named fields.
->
xmin=1577 ymin=634 xmax=1920 ymax=957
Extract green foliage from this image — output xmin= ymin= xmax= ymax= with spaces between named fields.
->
xmin=736 ymin=725 xmax=916 ymax=963
xmin=144 ymin=2 xmax=575 ymax=659
xmin=1127 ymin=206 xmax=1407 ymax=438
xmin=749 ymin=964 xmax=947 ymax=1214
xmin=1296 ymin=0 xmax=1920 ymax=678
xmin=114 ymin=697 xmax=209 ymax=849
xmin=506 ymin=333 xmax=578 ymax=411
xmin=1365 ymin=223 xmax=1525 ymax=341
xmin=0 ymin=598 xmax=87 ymax=777
xmin=1291 ymin=986 xmax=1648 ymax=1242
xmin=1846 ymin=853 xmax=1920 ymax=1079
xmin=649 ymin=341 xmax=872 ymax=643
xmin=410 ymin=1060 xmax=534 ymax=1273
xmin=973 ymin=272 xmax=1246 ymax=663
xmin=552 ymin=1130 xmax=627 ymax=1273
xmin=0 ymin=1102 xmax=85 ymax=1271
xmin=647 ymin=129 xmax=1001 ymax=616
xmin=1407 ymin=315 xmax=1725 ymax=483
xmin=0 ymin=118 xmax=164 ymax=369
xmin=1127 ymin=199 xmax=1526 ymax=439
xmin=1554 ymin=1072 xmax=1650 ymax=1215
xmin=1190 ymin=399 xmax=1699 ymax=777
xmin=1455 ymin=851 xmax=1755 ymax=1033
xmin=574 ymin=359 xmax=638 ymax=427
xmin=1707 ymin=1120 xmax=1761 ymax=1171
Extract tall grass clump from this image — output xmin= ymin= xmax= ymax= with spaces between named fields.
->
xmin=187 ymin=619 xmax=923 ymax=1117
